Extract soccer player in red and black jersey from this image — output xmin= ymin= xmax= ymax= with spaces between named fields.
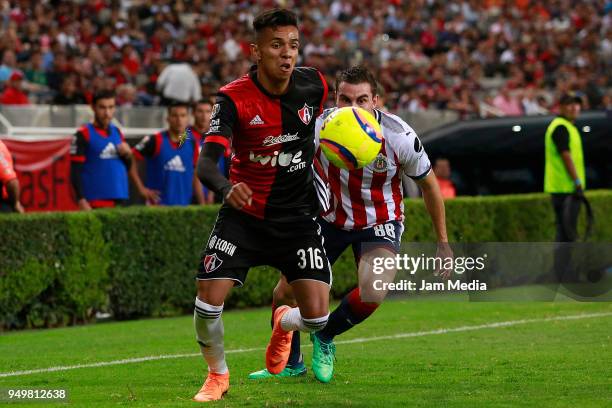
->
xmin=191 ymin=9 xmax=331 ymax=402
xmin=70 ymin=90 xmax=133 ymax=210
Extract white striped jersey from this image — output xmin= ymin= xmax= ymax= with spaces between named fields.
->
xmin=314 ymin=108 xmax=431 ymax=230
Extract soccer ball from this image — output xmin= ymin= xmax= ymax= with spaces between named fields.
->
xmin=319 ymin=107 xmax=383 ymax=170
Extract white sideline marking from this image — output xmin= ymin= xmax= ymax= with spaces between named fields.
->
xmin=1 ymin=311 xmax=610 ymax=378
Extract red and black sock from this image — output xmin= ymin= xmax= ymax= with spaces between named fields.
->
xmin=316 ymin=288 xmax=379 ymax=343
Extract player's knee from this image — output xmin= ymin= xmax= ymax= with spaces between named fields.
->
xmin=196 ymin=280 xmax=232 ymax=306
xmin=301 ymin=314 xmax=329 ymax=333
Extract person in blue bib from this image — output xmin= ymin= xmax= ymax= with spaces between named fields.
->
xmin=70 ymin=90 xmax=133 ymax=210
xmin=130 ymin=101 xmax=204 ymax=206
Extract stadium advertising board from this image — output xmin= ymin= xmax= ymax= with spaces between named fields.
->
xmin=1 ymin=138 xmax=77 ymax=211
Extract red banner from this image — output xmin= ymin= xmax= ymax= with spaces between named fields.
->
xmin=2 ymin=138 xmax=77 ymax=211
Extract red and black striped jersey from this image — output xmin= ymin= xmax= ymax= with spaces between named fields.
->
xmin=204 ymin=66 xmax=328 ymax=221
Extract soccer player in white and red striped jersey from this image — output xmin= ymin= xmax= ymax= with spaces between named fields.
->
xmin=249 ymin=65 xmax=451 ymax=383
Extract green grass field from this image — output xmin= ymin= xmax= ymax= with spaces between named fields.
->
xmin=1 ymin=298 xmax=611 ymax=407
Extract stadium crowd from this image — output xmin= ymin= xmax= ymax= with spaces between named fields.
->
xmin=0 ymin=0 xmax=611 ymax=118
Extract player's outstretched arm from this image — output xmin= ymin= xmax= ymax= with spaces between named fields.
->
xmin=197 ymin=142 xmax=252 ymax=209
xmin=417 ymin=171 xmax=452 ymax=278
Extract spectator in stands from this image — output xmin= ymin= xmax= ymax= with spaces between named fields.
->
xmin=0 ymin=71 xmax=30 ymax=105
xmin=111 ymin=21 xmax=131 ymax=50
xmin=129 ymin=102 xmax=205 ymax=206
xmin=492 ymin=85 xmax=523 ymax=117
xmin=0 ymin=50 xmax=17 ymax=83
xmin=53 ymin=75 xmax=86 ymax=105
xmin=156 ymin=60 xmax=202 ymax=105
xmin=23 ymin=51 xmax=48 ymax=89
xmin=0 ymin=0 xmax=610 ymax=116
xmin=116 ymin=84 xmax=138 ymax=107
xmin=70 ymin=90 xmax=132 ymax=210
xmin=433 ymin=158 xmax=456 ymax=199
xmin=0 ymin=139 xmax=24 ymax=213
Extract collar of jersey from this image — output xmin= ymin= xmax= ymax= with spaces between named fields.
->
xmin=249 ymin=66 xmax=295 ymax=99
xmin=374 ymin=108 xmax=382 ymax=124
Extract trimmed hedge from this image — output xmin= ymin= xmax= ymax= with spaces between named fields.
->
xmin=1 ymin=191 xmax=610 ymax=329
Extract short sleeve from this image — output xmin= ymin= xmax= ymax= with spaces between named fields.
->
xmin=132 ymin=134 xmax=158 ymax=160
xmin=204 ymin=93 xmax=237 ymax=152
xmin=394 ymin=125 xmax=431 ymax=180
xmin=551 ymin=125 xmax=570 ymax=153
xmin=70 ymin=130 xmax=88 ymax=163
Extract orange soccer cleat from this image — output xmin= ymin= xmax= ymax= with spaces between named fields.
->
xmin=192 ymin=371 xmax=230 ymax=402
xmin=265 ymin=305 xmax=294 ymax=374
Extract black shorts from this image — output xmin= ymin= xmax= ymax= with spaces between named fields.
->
xmin=320 ymin=218 xmax=404 ymax=265
xmin=197 ymin=206 xmax=332 ymax=286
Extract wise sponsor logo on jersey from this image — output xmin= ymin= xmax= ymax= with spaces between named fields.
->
xmin=249 ymin=149 xmax=306 ymax=172
xmin=262 ymin=132 xmax=299 ymax=146
xmin=208 ymin=235 xmax=237 ymax=256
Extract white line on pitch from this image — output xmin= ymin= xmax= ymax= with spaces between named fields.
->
xmin=1 ymin=311 xmax=610 ymax=378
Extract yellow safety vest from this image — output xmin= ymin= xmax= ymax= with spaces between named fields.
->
xmin=544 ymin=117 xmax=585 ymax=193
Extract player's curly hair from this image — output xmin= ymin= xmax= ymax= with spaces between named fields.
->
xmin=253 ymin=8 xmax=298 ymax=34
xmin=335 ymin=66 xmax=379 ymax=96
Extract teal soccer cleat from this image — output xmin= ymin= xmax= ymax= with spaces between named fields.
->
xmin=248 ymin=364 xmax=307 ymax=380
xmin=310 ymin=333 xmax=335 ymax=383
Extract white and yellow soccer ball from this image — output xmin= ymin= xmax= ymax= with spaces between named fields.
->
xmin=319 ymin=107 xmax=383 ymax=170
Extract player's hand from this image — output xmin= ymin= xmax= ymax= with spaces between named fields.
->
xmin=116 ymin=142 xmax=132 ymax=158
xmin=225 ymin=182 xmax=253 ymax=210
xmin=573 ymin=186 xmax=584 ymax=199
xmin=78 ymin=198 xmax=92 ymax=211
xmin=140 ymin=187 xmax=161 ymax=204
xmin=433 ymin=242 xmax=453 ymax=279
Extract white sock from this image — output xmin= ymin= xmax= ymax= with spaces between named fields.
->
xmin=280 ymin=307 xmax=329 ymax=333
xmin=194 ymin=297 xmax=228 ymax=374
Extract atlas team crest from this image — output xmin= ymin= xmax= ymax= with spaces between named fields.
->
xmin=298 ymin=103 xmax=314 ymax=125
xmin=204 ymin=253 xmax=223 ymax=273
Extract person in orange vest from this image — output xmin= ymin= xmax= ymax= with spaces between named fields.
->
xmin=0 ymin=139 xmax=24 ymax=213
xmin=433 ymin=157 xmax=456 ymax=199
